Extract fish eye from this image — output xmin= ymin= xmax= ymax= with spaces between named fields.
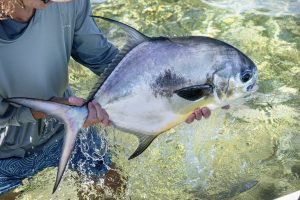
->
xmin=241 ymin=71 xmax=252 ymax=83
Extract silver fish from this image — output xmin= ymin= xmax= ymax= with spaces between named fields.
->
xmin=7 ymin=16 xmax=258 ymax=193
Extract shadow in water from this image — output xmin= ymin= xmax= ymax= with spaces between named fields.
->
xmin=190 ymin=180 xmax=258 ymax=199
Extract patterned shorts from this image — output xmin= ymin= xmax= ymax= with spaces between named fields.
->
xmin=0 ymin=127 xmax=111 ymax=195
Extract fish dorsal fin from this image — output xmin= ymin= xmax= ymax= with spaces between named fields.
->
xmin=87 ymin=16 xmax=150 ymax=100
xmin=128 ymin=132 xmax=158 ymax=160
xmin=174 ymin=84 xmax=213 ymax=101
xmin=91 ymin=16 xmax=150 ymax=46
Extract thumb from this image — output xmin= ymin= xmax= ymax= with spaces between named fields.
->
xmin=68 ymin=96 xmax=86 ymax=106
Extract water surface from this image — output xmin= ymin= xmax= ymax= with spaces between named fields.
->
xmin=10 ymin=0 xmax=300 ymax=199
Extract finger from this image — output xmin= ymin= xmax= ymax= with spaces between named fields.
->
xmin=102 ymin=118 xmax=110 ymax=127
xmin=92 ymin=101 xmax=110 ymax=127
xmin=185 ymin=113 xmax=195 ymax=124
xmin=222 ymin=105 xmax=230 ymax=110
xmin=68 ymin=96 xmax=85 ymax=106
xmin=194 ymin=108 xmax=202 ymax=120
xmin=83 ymin=103 xmax=94 ymax=128
xmin=84 ymin=102 xmax=98 ymax=127
xmin=101 ymin=110 xmax=109 ymax=124
xmin=201 ymin=107 xmax=211 ymax=119
xmin=92 ymin=100 xmax=106 ymax=122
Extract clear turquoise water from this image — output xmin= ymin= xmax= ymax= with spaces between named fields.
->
xmin=7 ymin=0 xmax=300 ymax=199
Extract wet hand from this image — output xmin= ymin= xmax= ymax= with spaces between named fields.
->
xmin=68 ymin=97 xmax=111 ymax=128
xmin=185 ymin=107 xmax=211 ymax=124
xmin=185 ymin=105 xmax=230 ymax=124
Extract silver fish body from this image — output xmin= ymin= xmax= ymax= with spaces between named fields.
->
xmin=7 ymin=17 xmax=258 ymax=193
xmin=95 ymin=36 xmax=257 ymax=136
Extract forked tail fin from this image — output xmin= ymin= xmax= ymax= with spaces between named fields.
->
xmin=6 ymin=98 xmax=88 ymax=193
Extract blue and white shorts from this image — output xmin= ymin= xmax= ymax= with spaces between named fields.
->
xmin=0 ymin=127 xmax=111 ymax=195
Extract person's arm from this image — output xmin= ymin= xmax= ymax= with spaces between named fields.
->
xmin=0 ymin=96 xmax=36 ymax=127
xmin=71 ymin=0 xmax=118 ymax=76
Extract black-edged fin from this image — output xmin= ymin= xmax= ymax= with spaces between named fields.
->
xmin=52 ymin=114 xmax=85 ymax=193
xmin=6 ymin=98 xmax=88 ymax=193
xmin=174 ymin=84 xmax=213 ymax=101
xmin=128 ymin=132 xmax=158 ymax=160
xmin=87 ymin=16 xmax=150 ymax=100
xmin=91 ymin=16 xmax=149 ymax=46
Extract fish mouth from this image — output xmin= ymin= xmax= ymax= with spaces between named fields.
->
xmin=247 ymin=83 xmax=259 ymax=92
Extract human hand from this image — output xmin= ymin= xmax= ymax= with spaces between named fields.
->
xmin=185 ymin=105 xmax=230 ymax=124
xmin=185 ymin=107 xmax=211 ymax=124
xmin=68 ymin=97 xmax=111 ymax=128
xmin=31 ymin=109 xmax=47 ymax=119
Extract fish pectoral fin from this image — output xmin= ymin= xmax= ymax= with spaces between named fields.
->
xmin=128 ymin=133 xmax=158 ymax=160
xmin=174 ymin=84 xmax=213 ymax=101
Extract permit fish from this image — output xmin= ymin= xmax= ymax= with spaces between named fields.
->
xmin=7 ymin=16 xmax=258 ymax=193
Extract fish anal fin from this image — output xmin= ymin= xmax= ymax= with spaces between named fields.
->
xmin=174 ymin=84 xmax=213 ymax=101
xmin=128 ymin=133 xmax=158 ymax=160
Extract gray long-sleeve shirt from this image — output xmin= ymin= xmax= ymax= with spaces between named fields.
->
xmin=0 ymin=0 xmax=118 ymax=158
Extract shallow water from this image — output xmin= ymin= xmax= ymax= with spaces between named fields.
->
xmin=7 ymin=0 xmax=300 ymax=199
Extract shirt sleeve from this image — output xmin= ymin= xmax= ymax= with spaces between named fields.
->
xmin=0 ymin=96 xmax=36 ymax=127
xmin=71 ymin=0 xmax=119 ymax=76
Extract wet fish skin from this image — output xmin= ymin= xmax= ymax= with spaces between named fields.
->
xmin=6 ymin=16 xmax=258 ymax=193
xmin=94 ymin=35 xmax=258 ymax=136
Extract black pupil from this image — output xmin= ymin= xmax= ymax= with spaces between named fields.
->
xmin=242 ymin=73 xmax=251 ymax=82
